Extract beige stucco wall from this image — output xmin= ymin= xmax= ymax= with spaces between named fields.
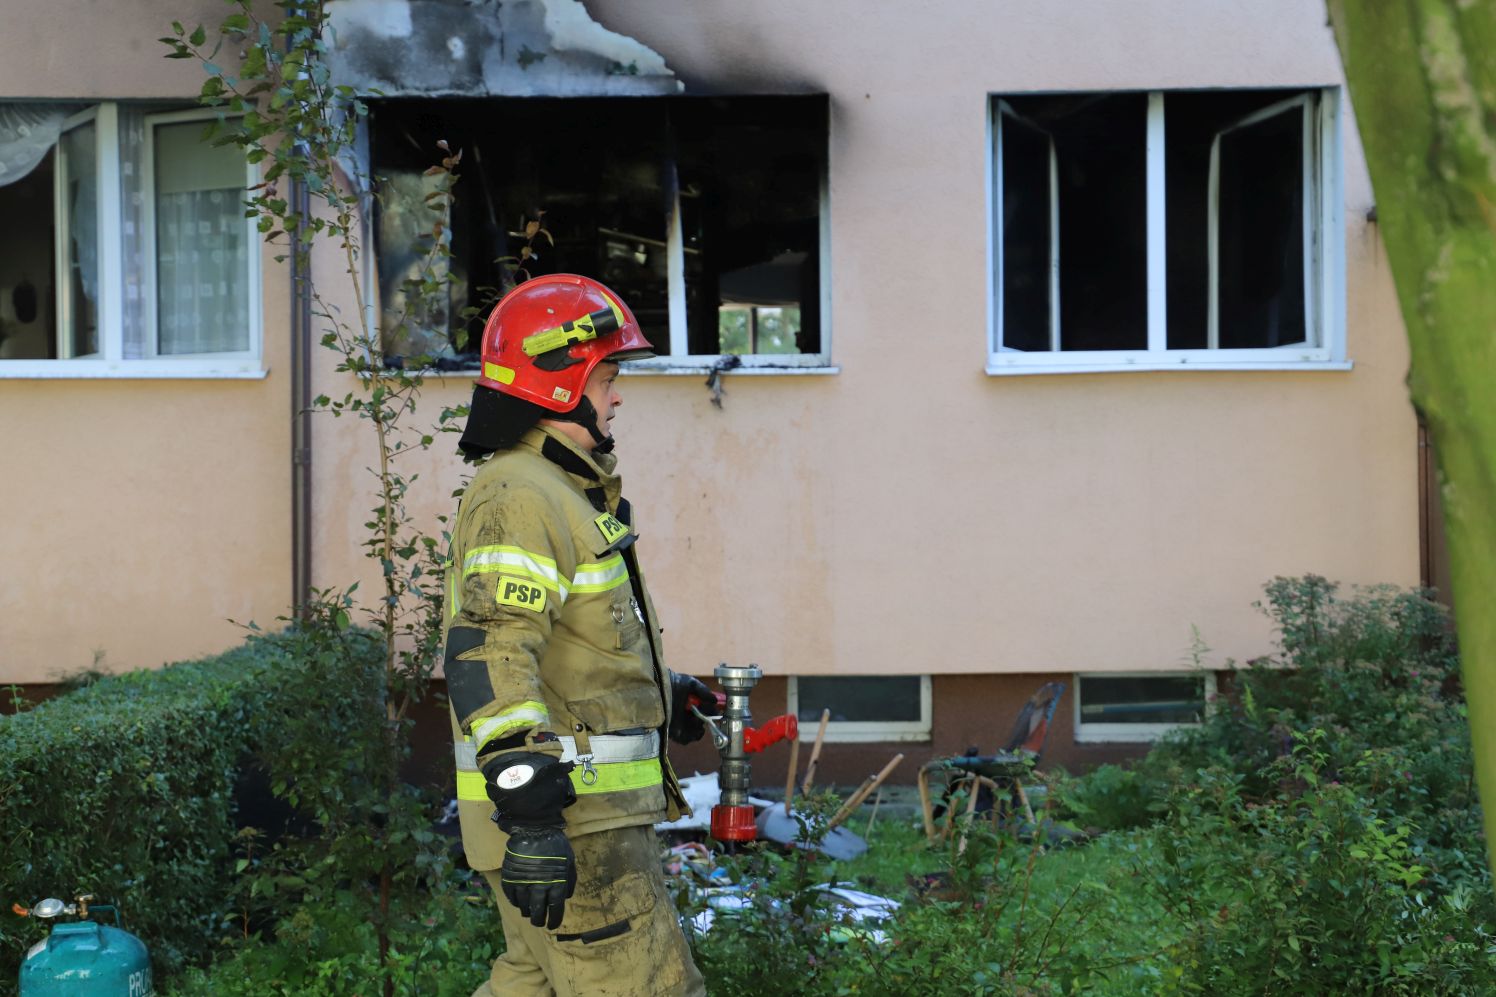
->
xmin=0 ymin=0 xmax=292 ymax=682
xmin=2 ymin=0 xmax=1417 ymax=684
xmin=310 ymin=0 xmax=1418 ymax=682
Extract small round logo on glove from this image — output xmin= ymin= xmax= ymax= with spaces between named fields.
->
xmin=495 ymin=763 xmax=536 ymax=790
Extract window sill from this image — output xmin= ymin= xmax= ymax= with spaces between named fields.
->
xmin=1074 ymin=723 xmax=1202 ymax=744
xmin=816 ymin=728 xmax=933 ymax=744
xmin=987 ymin=358 xmax=1354 ymax=376
xmin=0 ymin=363 xmax=268 ymax=380
xmin=413 ymin=360 xmax=840 ymax=379
xmin=626 ymin=359 xmax=839 ymax=376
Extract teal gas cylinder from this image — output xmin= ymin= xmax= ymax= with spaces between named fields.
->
xmin=17 ymin=897 xmax=152 ymax=996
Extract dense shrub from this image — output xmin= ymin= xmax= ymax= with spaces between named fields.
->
xmin=164 ymin=873 xmax=497 ymax=997
xmin=1143 ymin=738 xmax=1496 ymax=995
xmin=0 ymin=624 xmax=384 ymax=989
xmin=1050 ymin=576 xmax=1495 ymax=993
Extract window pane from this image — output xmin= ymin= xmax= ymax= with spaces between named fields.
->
xmin=1217 ymin=106 xmax=1306 ymax=348
xmin=674 ymin=96 xmax=825 ymax=356
xmin=1001 ymin=93 xmax=1148 ymax=351
xmin=999 ymin=110 xmax=1052 ymax=352
xmin=1165 ymin=90 xmax=1309 ymax=350
xmin=154 ymin=120 xmax=250 ymax=355
xmin=0 ymin=148 xmax=56 ymax=359
xmin=1080 ymin=675 xmax=1205 ymax=725
xmin=796 ymin=676 xmax=922 ymax=724
xmin=60 ymin=122 xmax=99 ymax=357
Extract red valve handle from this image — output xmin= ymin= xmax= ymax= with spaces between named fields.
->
xmin=687 ymin=691 xmax=727 ymax=711
xmin=742 ymin=713 xmax=798 ymax=754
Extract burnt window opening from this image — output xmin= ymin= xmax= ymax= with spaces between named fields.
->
xmin=370 ymin=95 xmax=827 ymax=367
xmin=993 ymin=89 xmax=1329 ymax=359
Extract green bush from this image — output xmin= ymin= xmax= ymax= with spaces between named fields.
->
xmin=1142 ymin=735 xmax=1496 ymax=995
xmin=0 ymin=625 xmax=384 ymax=989
xmin=164 ymin=872 xmax=497 ymax=997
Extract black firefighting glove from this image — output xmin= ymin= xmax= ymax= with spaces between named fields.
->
xmin=668 ymin=671 xmax=715 ymax=745
xmin=481 ymin=751 xmax=578 ymax=929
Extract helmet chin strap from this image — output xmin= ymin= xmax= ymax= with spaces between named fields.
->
xmin=553 ymin=396 xmax=615 ymax=453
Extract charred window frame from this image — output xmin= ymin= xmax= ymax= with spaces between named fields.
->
xmin=370 ymin=95 xmax=829 ymax=370
xmin=988 ymin=88 xmax=1346 ymax=374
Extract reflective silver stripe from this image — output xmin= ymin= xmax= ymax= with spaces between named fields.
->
xmin=456 ymin=730 xmax=658 ymax=768
xmin=571 ymin=554 xmax=629 ymax=594
xmin=558 ymin=730 xmax=659 ymax=764
xmin=472 ymin=703 xmax=549 ymax=748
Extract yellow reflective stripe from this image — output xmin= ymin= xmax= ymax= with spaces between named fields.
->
xmin=464 ymin=546 xmax=569 ymax=599
xmin=473 ymin=702 xmax=549 ymax=748
xmin=570 ymin=554 xmax=628 ymax=594
xmin=446 ymin=561 xmax=459 ymax=621
xmin=455 ymin=759 xmax=661 ymax=801
xmin=570 ymin=759 xmax=663 ymax=796
xmin=456 ymin=768 xmax=487 ymax=801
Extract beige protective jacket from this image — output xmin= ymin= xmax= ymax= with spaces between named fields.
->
xmin=443 ymin=426 xmax=688 ymax=870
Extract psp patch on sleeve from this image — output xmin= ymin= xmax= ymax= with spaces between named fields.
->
xmin=495 ymin=575 xmax=547 ymax=612
xmin=593 ymin=512 xmax=629 ymax=547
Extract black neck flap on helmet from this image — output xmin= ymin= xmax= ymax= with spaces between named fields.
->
xmin=458 ymin=386 xmax=547 ymax=461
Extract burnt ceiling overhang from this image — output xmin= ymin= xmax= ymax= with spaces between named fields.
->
xmin=326 ymin=0 xmax=681 ymax=98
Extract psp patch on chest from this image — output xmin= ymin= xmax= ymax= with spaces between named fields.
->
xmin=593 ymin=512 xmax=629 ymax=546
xmin=495 ymin=575 xmax=547 ymax=612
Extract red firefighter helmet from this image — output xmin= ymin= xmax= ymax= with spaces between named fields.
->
xmin=476 ymin=274 xmax=654 ymax=413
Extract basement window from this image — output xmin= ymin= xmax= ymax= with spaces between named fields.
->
xmin=1073 ymin=672 xmax=1216 ymax=743
xmin=989 ymin=88 xmax=1345 ymax=374
xmin=0 ymin=102 xmax=261 ymax=376
xmin=370 ymin=95 xmax=829 ymax=370
xmin=787 ymin=675 xmax=932 ymax=744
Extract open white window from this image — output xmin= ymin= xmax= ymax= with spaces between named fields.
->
xmin=0 ymin=101 xmax=261 ymax=378
xmin=989 ymin=88 xmax=1345 ymax=374
xmin=1074 ymin=672 xmax=1216 ymax=743
xmin=786 ymin=675 xmax=932 ymax=744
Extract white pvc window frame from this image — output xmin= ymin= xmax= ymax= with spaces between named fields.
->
xmin=786 ymin=674 xmax=932 ymax=744
xmin=1207 ymin=94 xmax=1315 ymax=350
xmin=139 ymin=107 xmax=263 ymax=368
xmin=1073 ymin=671 xmax=1217 ymax=744
xmin=987 ymin=88 xmax=1347 ymax=376
xmin=53 ymin=106 xmax=103 ymax=360
xmin=0 ymin=101 xmax=265 ymax=380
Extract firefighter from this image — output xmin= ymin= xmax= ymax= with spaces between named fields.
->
xmin=444 ymin=274 xmax=709 ymax=997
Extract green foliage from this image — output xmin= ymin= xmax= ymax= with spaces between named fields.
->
xmin=164 ymin=872 xmax=498 ymax=997
xmin=162 ymin=6 xmax=469 ymax=990
xmin=1048 ymin=575 xmax=1495 ymax=993
xmin=1142 ymin=737 xmax=1496 ymax=995
xmin=684 ymin=795 xmax=1162 ymax=997
xmin=0 ymin=627 xmax=383 ymax=987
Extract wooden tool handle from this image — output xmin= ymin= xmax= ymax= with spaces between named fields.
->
xmin=799 ymin=708 xmax=831 ymax=795
xmin=828 ymin=753 xmax=904 ymax=829
xmin=783 ymin=735 xmax=801 ymax=813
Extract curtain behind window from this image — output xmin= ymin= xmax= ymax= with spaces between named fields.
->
xmin=152 ymin=118 xmax=248 ymax=356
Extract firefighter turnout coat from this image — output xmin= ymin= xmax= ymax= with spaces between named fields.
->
xmin=443 ymin=426 xmax=688 ymax=869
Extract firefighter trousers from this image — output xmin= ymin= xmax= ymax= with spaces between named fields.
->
xmin=472 ymin=823 xmax=706 ymax=997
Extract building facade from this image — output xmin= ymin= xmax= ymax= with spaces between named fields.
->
xmin=0 ymin=0 xmax=1424 ymax=782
